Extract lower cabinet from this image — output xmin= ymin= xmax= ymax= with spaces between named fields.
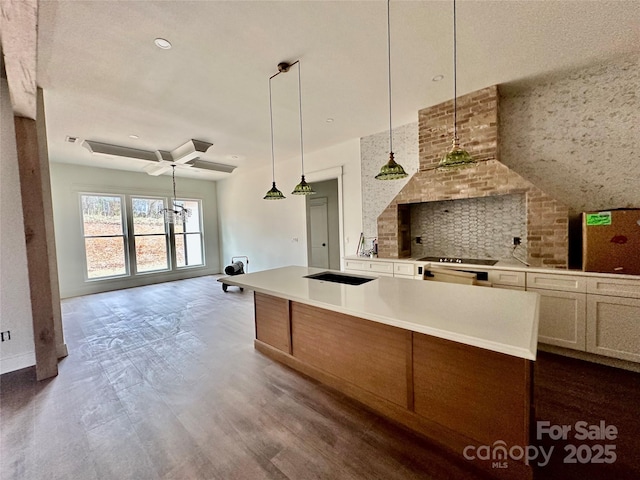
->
xmin=586 ymin=295 xmax=640 ymax=362
xmin=412 ymin=333 xmax=530 ymax=449
xmin=254 ymin=292 xmax=291 ymax=354
xmin=254 ymin=292 xmax=533 ymax=477
xmin=529 ymin=288 xmax=587 ymax=351
xmin=344 ymin=258 xmax=394 ymax=277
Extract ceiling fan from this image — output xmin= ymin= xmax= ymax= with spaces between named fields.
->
xmin=82 ymin=138 xmax=236 ymax=176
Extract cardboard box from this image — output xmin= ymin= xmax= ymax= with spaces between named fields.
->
xmin=582 ymin=209 xmax=640 ymax=275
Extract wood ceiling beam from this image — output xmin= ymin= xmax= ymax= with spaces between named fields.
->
xmin=0 ymin=0 xmax=38 ymax=119
xmin=2 ymin=0 xmax=63 ymax=380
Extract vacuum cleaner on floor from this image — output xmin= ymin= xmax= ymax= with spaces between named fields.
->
xmin=222 ymin=256 xmax=248 ymax=292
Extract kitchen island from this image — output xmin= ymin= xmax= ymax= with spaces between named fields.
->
xmin=220 ymin=266 xmax=540 ymax=479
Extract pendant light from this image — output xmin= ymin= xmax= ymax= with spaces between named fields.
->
xmin=438 ymin=0 xmax=476 ymax=170
xmin=264 ymin=71 xmax=285 ymax=200
xmin=291 ymin=61 xmax=315 ymax=195
xmin=375 ymin=0 xmax=408 ymax=181
xmin=162 ymin=165 xmax=191 ymax=224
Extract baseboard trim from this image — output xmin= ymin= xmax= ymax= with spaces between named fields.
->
xmin=0 ymin=350 xmax=36 ymax=375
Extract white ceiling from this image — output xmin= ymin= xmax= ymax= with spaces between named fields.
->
xmin=36 ymin=0 xmax=640 ymax=181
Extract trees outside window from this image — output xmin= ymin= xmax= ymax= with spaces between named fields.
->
xmin=174 ymin=200 xmax=204 ymax=267
xmin=81 ymin=195 xmax=127 ymax=279
xmin=132 ymin=197 xmax=169 ymax=273
xmin=80 ymin=194 xmax=204 ymax=280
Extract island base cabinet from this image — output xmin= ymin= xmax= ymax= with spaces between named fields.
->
xmin=290 ymin=302 xmax=411 ymax=408
xmin=413 ymin=333 xmax=531 ymax=450
xmin=254 ymin=292 xmax=291 ymax=354
xmin=253 ymin=293 xmax=533 ymax=480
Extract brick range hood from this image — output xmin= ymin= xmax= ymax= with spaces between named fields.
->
xmin=376 ymin=85 xmax=569 ymax=268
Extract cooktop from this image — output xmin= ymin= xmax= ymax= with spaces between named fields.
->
xmin=418 ymin=257 xmax=499 ymax=266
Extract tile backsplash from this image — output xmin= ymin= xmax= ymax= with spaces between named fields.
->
xmin=410 ymin=194 xmax=527 ymax=261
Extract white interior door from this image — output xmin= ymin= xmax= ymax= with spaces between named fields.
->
xmin=309 ymin=197 xmax=329 ymax=268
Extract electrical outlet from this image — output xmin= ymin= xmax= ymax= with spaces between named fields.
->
xmin=0 ymin=330 xmax=10 ymax=342
xmin=513 ymin=237 xmax=522 ymax=246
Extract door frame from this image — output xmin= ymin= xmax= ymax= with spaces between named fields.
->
xmin=305 ymin=166 xmax=344 ymax=269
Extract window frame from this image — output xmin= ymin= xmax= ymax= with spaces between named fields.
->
xmin=78 ymin=192 xmax=206 ymax=282
xmin=130 ymin=196 xmax=171 ymax=275
xmin=172 ymin=197 xmax=205 ymax=270
xmin=79 ymin=192 xmax=130 ymax=281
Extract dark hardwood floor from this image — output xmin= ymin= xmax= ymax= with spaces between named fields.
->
xmin=1 ymin=275 xmax=639 ymax=480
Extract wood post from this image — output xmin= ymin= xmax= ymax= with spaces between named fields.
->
xmin=14 ymin=115 xmax=59 ymax=380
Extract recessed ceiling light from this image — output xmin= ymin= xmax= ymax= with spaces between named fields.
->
xmin=326 ymin=118 xmax=334 ymax=123
xmin=154 ymin=38 xmax=172 ymax=50
xmin=432 ymin=74 xmax=444 ymax=82
xmin=129 ymin=134 xmax=139 ymax=139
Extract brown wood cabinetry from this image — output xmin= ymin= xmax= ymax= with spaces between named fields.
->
xmin=254 ymin=293 xmax=532 ymax=480
xmin=254 ymin=292 xmax=291 ymax=354
xmin=413 ymin=333 xmax=530 ymax=449
xmin=291 ymin=302 xmax=411 ymax=407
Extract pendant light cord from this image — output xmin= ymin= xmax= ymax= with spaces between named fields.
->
xmin=297 ymin=61 xmax=305 ymax=176
xmin=171 ymin=165 xmax=177 ymax=208
xmin=453 ymin=0 xmax=458 ymax=140
xmin=268 ymin=76 xmax=276 ymax=183
xmin=387 ymin=0 xmax=393 ymax=154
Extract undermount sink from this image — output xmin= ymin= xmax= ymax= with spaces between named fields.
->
xmin=304 ymin=271 xmax=375 ymax=286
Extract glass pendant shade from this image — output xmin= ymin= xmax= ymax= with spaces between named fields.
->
xmin=161 ymin=165 xmax=191 ymax=224
xmin=164 ymin=206 xmax=190 ymax=224
xmin=292 ymin=175 xmax=315 ymax=195
xmin=439 ymin=0 xmax=476 ymax=171
xmin=375 ymin=0 xmax=409 ymax=181
xmin=264 ymin=182 xmax=285 ymax=200
xmin=438 ymin=136 xmax=476 ymax=170
xmin=375 ymin=152 xmax=408 ymax=180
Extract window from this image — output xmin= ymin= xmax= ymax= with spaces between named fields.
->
xmin=81 ymin=194 xmax=127 ymax=279
xmin=174 ymin=199 xmax=204 ymax=267
xmin=80 ymin=193 xmax=205 ymax=281
xmin=132 ymin=197 xmax=168 ymax=273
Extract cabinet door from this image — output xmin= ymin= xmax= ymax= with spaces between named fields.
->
xmin=527 ymin=272 xmax=587 ymax=292
xmin=586 ymin=277 xmax=640 ymax=299
xmin=587 ymin=295 xmax=640 ymax=362
xmin=393 ymin=262 xmax=415 ymax=277
xmin=529 ymin=288 xmax=586 ymax=351
xmin=488 ymin=270 xmax=526 ymax=289
xmin=368 ymin=261 xmax=394 ymax=275
xmin=344 ymin=259 xmax=367 ymax=272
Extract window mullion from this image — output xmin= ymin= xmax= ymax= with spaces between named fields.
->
xmin=125 ymin=195 xmax=136 ymax=275
xmin=168 ymin=215 xmax=177 ymax=271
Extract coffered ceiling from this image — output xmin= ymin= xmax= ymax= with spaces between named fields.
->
xmin=35 ymin=0 xmax=640 ymax=181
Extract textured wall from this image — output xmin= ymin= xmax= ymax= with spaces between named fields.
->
xmin=410 ymin=194 xmax=527 ymax=261
xmin=360 ymin=122 xmax=419 ymax=239
xmin=377 ymin=86 xmax=569 ymax=268
xmin=500 ymin=55 xmax=640 ymax=214
xmin=1 ymin=78 xmax=36 ymax=373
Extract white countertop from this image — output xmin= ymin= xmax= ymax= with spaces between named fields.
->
xmin=219 ymin=266 xmax=540 ymax=361
xmin=344 ymin=255 xmax=640 ymax=280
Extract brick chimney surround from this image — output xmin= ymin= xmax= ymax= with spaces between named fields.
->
xmin=376 ymin=85 xmax=569 ymax=268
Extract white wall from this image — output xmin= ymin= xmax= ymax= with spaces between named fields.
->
xmin=500 ymin=54 xmax=640 ymax=213
xmin=0 ymin=78 xmax=36 ymax=374
xmin=217 ymin=138 xmax=362 ymax=272
xmin=50 ymin=163 xmax=221 ymax=298
xmin=360 ymin=122 xmax=419 ymax=239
